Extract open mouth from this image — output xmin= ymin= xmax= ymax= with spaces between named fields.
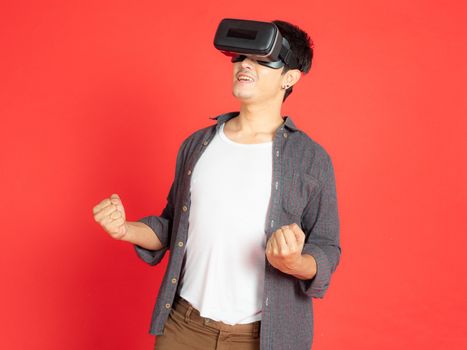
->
xmin=237 ymin=73 xmax=255 ymax=84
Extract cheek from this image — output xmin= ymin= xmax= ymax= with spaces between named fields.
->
xmin=260 ymin=75 xmax=282 ymax=93
xmin=259 ymin=69 xmax=283 ymax=86
xmin=232 ymin=64 xmax=240 ymax=79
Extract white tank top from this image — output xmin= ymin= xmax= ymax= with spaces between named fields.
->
xmin=178 ymin=122 xmax=272 ymax=324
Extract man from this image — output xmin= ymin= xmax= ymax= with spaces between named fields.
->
xmin=93 ymin=19 xmax=340 ymax=350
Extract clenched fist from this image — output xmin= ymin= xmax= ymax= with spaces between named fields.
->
xmin=266 ymin=223 xmax=305 ymax=275
xmin=93 ymin=193 xmax=128 ymax=240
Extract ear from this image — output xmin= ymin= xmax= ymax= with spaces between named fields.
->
xmin=283 ymin=69 xmax=301 ymax=88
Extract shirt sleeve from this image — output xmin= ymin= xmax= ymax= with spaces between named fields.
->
xmin=133 ymin=138 xmax=188 ymax=266
xmin=299 ymin=154 xmax=341 ymax=298
xmin=133 ymin=183 xmax=174 ymax=266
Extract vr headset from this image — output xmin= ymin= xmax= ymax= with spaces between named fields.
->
xmin=213 ymin=18 xmax=298 ymax=69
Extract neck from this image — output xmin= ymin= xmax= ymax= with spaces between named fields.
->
xmin=232 ymin=102 xmax=284 ymax=135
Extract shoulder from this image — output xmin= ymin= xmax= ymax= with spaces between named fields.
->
xmin=288 ymin=128 xmax=337 ymax=188
xmin=292 ymin=128 xmax=333 ymax=165
xmin=177 ymin=123 xmax=216 ymax=154
xmin=179 ymin=111 xmax=237 ymax=147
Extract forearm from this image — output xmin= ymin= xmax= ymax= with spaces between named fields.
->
xmin=121 ymin=221 xmax=164 ymax=250
xmin=290 ymin=254 xmax=317 ymax=280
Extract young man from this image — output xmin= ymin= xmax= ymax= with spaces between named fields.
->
xmin=93 ymin=19 xmax=341 ymax=350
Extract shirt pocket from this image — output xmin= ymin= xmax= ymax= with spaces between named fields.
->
xmin=282 ymin=172 xmax=319 ymax=218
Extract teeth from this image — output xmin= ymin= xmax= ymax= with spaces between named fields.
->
xmin=238 ymin=76 xmax=253 ymax=82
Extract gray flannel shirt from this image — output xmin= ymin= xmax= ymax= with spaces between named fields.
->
xmin=135 ymin=111 xmax=341 ymax=350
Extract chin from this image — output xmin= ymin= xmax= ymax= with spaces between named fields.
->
xmin=232 ymin=88 xmax=254 ymax=101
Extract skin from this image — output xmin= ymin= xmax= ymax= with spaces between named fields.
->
xmin=93 ymin=194 xmax=163 ymax=250
xmin=226 ymin=57 xmax=301 ymax=143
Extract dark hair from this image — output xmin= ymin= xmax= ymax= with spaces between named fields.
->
xmin=272 ymin=20 xmax=314 ymax=101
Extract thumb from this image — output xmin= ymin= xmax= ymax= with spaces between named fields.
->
xmin=291 ymin=223 xmax=305 ymax=243
xmin=110 ymin=193 xmax=121 ymax=205
xmin=110 ymin=193 xmax=125 ymax=215
xmin=119 ymin=221 xmax=128 ymax=235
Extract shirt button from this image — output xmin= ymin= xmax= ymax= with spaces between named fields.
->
xmin=283 ymin=132 xmax=288 ymax=138
xmin=276 ymin=150 xmax=279 ymax=157
xmin=270 ymin=220 xmax=274 ymax=228
xmin=182 ymin=205 xmax=188 ymax=212
xmin=187 ymin=169 xmax=192 ymax=175
xmin=171 ymin=278 xmax=177 ymax=284
xmin=178 ymin=241 xmax=184 ymax=247
xmin=203 ymin=140 xmax=209 ymax=146
xmin=165 ymin=303 xmax=171 ymax=309
xmin=275 ymin=181 xmax=279 ymax=190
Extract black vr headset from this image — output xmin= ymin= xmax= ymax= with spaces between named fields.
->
xmin=213 ymin=18 xmax=298 ymax=69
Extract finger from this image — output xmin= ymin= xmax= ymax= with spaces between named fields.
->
xmin=282 ymin=227 xmax=298 ymax=252
xmin=110 ymin=194 xmax=126 ymax=216
xmin=100 ymin=214 xmax=116 ymax=227
xmin=114 ymin=201 xmax=126 ymax=218
xmin=110 ymin=193 xmax=122 ymax=205
xmin=109 ymin=210 xmax=121 ymax=220
xmin=94 ymin=205 xmax=117 ymax=223
xmin=106 ymin=217 xmax=126 ymax=236
xmin=266 ymin=238 xmax=271 ymax=255
xmin=276 ymin=229 xmax=289 ymax=254
xmin=107 ymin=216 xmax=124 ymax=228
xmin=94 ymin=204 xmax=117 ymax=222
xmin=291 ymin=223 xmax=305 ymax=244
xmin=271 ymin=236 xmax=279 ymax=255
xmin=101 ymin=209 xmax=121 ymax=226
xmin=92 ymin=198 xmax=111 ymax=215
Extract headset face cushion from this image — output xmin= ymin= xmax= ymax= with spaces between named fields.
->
xmin=230 ymin=54 xmax=285 ymax=69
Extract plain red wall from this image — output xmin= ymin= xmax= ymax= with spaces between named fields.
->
xmin=1 ymin=1 xmax=466 ymax=349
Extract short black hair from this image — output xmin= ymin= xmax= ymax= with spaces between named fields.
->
xmin=273 ymin=20 xmax=314 ymax=101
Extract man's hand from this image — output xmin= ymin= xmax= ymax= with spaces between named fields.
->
xmin=92 ymin=193 xmax=128 ymax=240
xmin=266 ymin=223 xmax=306 ymax=275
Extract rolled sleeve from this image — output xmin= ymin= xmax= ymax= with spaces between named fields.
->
xmin=299 ymin=155 xmax=341 ymax=298
xmin=134 ymin=215 xmax=170 ymax=266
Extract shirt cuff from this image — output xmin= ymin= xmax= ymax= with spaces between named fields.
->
xmin=299 ymin=243 xmax=331 ymax=298
xmin=133 ymin=216 xmax=169 ymax=266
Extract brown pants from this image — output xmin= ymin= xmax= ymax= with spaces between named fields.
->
xmin=154 ymin=295 xmax=261 ymax=350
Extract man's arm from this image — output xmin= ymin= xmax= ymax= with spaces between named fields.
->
xmin=265 ymin=153 xmax=340 ymax=296
xmin=122 ymin=221 xmax=164 ymax=251
xmin=299 ymin=154 xmax=341 ymax=298
xmin=265 ymin=224 xmax=318 ymax=280
xmin=289 ymin=254 xmax=317 ymax=280
xmin=132 ymin=137 xmax=189 ymax=266
xmin=93 ymin=195 xmax=165 ymax=254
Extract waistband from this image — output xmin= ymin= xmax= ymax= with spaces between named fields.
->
xmin=173 ymin=294 xmax=261 ymax=334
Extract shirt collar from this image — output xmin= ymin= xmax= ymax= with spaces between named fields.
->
xmin=209 ymin=111 xmax=298 ymax=132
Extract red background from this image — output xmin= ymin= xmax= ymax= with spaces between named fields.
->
xmin=1 ymin=1 xmax=466 ymax=349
